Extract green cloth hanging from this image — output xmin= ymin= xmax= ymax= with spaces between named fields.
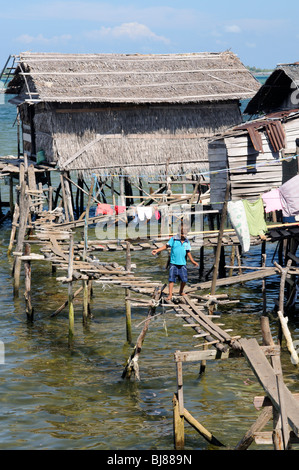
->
xmin=242 ymin=198 xmax=267 ymax=237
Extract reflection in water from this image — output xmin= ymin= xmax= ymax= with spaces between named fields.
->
xmin=1 ymin=219 xmax=299 ymax=450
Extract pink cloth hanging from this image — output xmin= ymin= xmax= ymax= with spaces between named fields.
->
xmin=262 ymin=189 xmax=282 ymax=213
xmin=96 ymin=203 xmax=114 ymax=216
xmin=115 ymin=205 xmax=126 ymax=215
xmin=154 ymin=209 xmax=161 ymax=220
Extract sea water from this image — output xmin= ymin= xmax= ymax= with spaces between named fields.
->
xmin=0 ymin=84 xmax=299 ymax=451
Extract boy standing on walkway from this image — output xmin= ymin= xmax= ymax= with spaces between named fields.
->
xmin=151 ymin=223 xmax=199 ymax=300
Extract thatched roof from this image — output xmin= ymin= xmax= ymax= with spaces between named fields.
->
xmin=7 ymin=51 xmax=260 ymax=105
xmin=245 ymin=63 xmax=299 ymax=115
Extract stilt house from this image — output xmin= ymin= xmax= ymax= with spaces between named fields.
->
xmin=208 ymin=62 xmax=299 ymax=207
xmin=4 ymin=51 xmax=259 ymax=177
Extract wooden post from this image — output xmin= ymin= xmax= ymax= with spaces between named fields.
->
xmin=210 ymin=181 xmax=230 ymax=299
xmin=63 ymin=171 xmax=74 ymax=221
xmin=68 ymin=234 xmax=75 ymax=346
xmin=83 ymin=280 xmax=89 ymax=324
xmin=9 ymin=175 xmax=14 ymax=218
xmin=119 ymin=175 xmax=125 ymax=206
xmin=48 ymin=186 xmax=53 ymax=212
xmin=7 ymin=203 xmax=19 ymax=256
xmin=24 ymin=243 xmax=33 ymax=320
xmin=82 ymin=179 xmax=94 ymax=323
xmin=261 ymin=243 xmax=267 ymax=315
xmin=13 ymin=181 xmax=30 ymax=297
xmin=60 ymin=172 xmax=69 ymax=222
xmin=260 ymin=315 xmax=290 ymax=450
xmin=228 ymin=245 xmax=235 ymax=277
xmin=173 ymin=394 xmax=184 ymax=450
xmin=125 ymin=241 xmax=132 ymax=344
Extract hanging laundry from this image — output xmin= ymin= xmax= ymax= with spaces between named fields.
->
xmin=95 ymin=203 xmax=114 ymax=216
xmin=227 ymin=201 xmax=251 ymax=252
xmin=137 ymin=206 xmax=152 ymax=221
xmin=242 ymin=198 xmax=267 ymax=237
xmin=154 ymin=209 xmax=161 ymax=221
xmin=115 ymin=205 xmax=126 ymax=215
xmin=144 ymin=207 xmax=152 ymax=220
xmin=262 ymin=188 xmax=282 ymax=213
xmin=278 ymin=174 xmax=299 ymax=218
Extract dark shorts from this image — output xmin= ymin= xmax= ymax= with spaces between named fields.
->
xmin=169 ymin=264 xmax=188 ymax=283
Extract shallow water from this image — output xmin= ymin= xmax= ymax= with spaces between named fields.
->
xmin=1 ymin=92 xmax=299 ymax=451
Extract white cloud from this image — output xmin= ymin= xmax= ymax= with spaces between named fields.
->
xmin=15 ymin=33 xmax=72 ymax=44
xmin=246 ymin=42 xmax=256 ymax=48
xmin=86 ymin=22 xmax=170 ymax=44
xmin=224 ymin=24 xmax=242 ymax=33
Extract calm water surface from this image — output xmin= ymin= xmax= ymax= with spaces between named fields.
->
xmin=1 ymin=92 xmax=299 ymax=451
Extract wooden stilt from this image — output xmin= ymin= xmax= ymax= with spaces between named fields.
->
xmin=60 ymin=172 xmax=69 ymax=222
xmin=24 ymin=243 xmax=33 ymax=320
xmin=48 ymin=186 xmax=53 ymax=212
xmin=119 ymin=175 xmax=125 ymax=206
xmin=63 ymin=171 xmax=74 ymax=221
xmin=13 ymin=181 xmax=30 ymax=297
xmin=210 ymin=181 xmax=230 ymax=300
xmin=83 ymin=280 xmax=89 ymax=324
xmin=125 ymin=242 xmax=132 ymax=343
xmin=228 ymin=245 xmax=235 ymax=277
xmin=199 ymin=246 xmax=204 ymax=278
xmin=68 ymin=234 xmax=75 ymax=346
xmin=173 ymin=393 xmax=185 ymax=450
xmin=9 ymin=175 xmax=14 ymax=217
xmin=82 ymin=179 xmax=94 ymax=324
xmin=259 ymin=315 xmax=290 ymax=450
xmin=261 ymin=242 xmax=267 ymax=315
xmin=7 ymin=203 xmax=19 ymax=256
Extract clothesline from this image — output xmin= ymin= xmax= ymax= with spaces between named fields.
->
xmin=89 ymin=153 xmax=299 ymax=179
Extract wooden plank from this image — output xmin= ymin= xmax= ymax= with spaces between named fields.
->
xmin=184 ymin=296 xmax=232 ymax=341
xmin=175 ymin=349 xmax=229 ymax=362
xmin=239 ymin=337 xmax=299 ymax=436
xmin=179 ymin=304 xmax=227 ymax=343
xmin=193 ymin=267 xmax=278 ymax=290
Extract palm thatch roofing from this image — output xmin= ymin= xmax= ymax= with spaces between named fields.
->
xmin=245 ymin=63 xmax=299 ymax=115
xmin=6 ymin=51 xmax=260 ymax=105
xmin=5 ymin=51 xmax=260 ymax=177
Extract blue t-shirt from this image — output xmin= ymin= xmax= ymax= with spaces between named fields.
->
xmin=167 ymin=236 xmax=191 ymax=266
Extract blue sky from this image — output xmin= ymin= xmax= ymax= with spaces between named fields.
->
xmin=0 ymin=0 xmax=298 ymax=70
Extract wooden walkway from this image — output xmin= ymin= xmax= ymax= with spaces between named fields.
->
xmin=4 ymin=154 xmax=299 ymax=451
